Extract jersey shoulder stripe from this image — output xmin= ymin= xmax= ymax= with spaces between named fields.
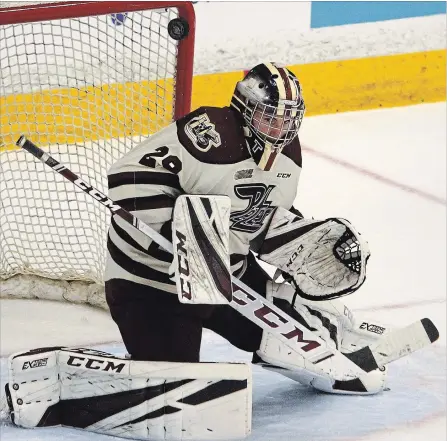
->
xmin=176 ymin=106 xmax=250 ymax=165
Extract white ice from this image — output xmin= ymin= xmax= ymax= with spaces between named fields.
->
xmin=1 ymin=102 xmax=445 ymax=441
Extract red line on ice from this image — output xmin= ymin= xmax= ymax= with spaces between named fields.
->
xmin=302 ymin=145 xmax=446 ymax=206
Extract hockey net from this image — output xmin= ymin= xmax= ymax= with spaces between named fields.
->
xmin=0 ymin=1 xmax=195 ymax=308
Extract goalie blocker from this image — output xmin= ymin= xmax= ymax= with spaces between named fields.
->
xmin=5 ymin=347 xmax=252 ymax=440
xmin=171 ymin=195 xmax=233 ymax=304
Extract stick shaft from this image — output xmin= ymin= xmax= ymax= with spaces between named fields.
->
xmin=17 ymin=136 xmax=173 ymax=253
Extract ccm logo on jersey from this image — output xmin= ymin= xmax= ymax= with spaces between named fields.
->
xmin=277 ymin=173 xmax=291 ymax=179
xmin=175 ymin=231 xmax=192 ymax=300
xmin=66 ymin=355 xmax=127 ymax=373
xmin=185 ymin=113 xmax=221 ymax=152
xmin=360 ymin=322 xmax=386 ymax=335
xmin=22 ymin=358 xmax=48 ymax=370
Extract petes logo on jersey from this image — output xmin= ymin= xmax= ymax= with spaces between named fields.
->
xmin=230 ymin=184 xmax=276 ymax=233
xmin=185 ymin=113 xmax=221 ymax=152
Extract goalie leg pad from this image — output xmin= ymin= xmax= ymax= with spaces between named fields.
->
xmin=7 ymin=346 xmax=62 ymax=427
xmin=7 ymin=347 xmax=252 ymax=440
xmin=254 ymin=282 xmax=387 ymax=395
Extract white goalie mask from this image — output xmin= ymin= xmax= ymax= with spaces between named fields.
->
xmin=231 ymin=62 xmax=305 ymax=171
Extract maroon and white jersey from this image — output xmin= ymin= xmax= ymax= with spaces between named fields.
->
xmin=105 ymin=106 xmax=302 ymax=294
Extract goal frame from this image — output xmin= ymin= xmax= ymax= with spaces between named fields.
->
xmin=0 ymin=1 xmax=196 ymax=306
xmin=0 ymin=0 xmax=195 ymax=120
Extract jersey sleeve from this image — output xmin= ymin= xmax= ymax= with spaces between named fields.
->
xmin=107 ymin=123 xmax=186 ymax=221
xmin=105 ymin=118 xmax=212 ymax=276
xmin=105 ymin=122 xmax=189 ymax=286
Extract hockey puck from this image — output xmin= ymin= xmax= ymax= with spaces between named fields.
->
xmin=168 ymin=17 xmax=189 ymax=40
xmin=110 ymin=12 xmax=128 ymax=26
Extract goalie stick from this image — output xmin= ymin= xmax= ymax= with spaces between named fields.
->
xmin=17 ymin=136 xmax=439 ymax=383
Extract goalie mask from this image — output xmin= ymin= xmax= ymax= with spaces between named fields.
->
xmin=231 ymin=62 xmax=305 ymax=171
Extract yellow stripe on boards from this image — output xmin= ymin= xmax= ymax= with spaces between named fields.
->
xmin=0 ymin=78 xmax=174 ymax=151
xmin=1 ymin=50 xmax=444 ymax=150
xmin=190 ymin=70 xmax=244 ymax=112
xmin=190 ymin=49 xmax=446 ymax=117
xmin=291 ymin=49 xmax=446 ymax=116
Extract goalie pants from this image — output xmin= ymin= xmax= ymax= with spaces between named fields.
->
xmin=105 ymin=252 xmax=268 ymax=363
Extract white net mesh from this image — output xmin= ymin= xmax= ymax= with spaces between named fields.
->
xmin=0 ymin=1 xmax=193 ymax=307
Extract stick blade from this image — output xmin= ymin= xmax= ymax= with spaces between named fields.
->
xmin=345 ymin=318 xmax=440 ymax=372
xmin=368 ymin=318 xmax=440 ymax=368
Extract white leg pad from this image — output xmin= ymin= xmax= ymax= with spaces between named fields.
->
xmin=7 ymin=347 xmax=252 ymax=440
xmin=7 ymin=347 xmax=61 ymax=428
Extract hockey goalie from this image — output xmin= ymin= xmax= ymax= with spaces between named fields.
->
xmin=5 ymin=62 xmax=438 ymax=440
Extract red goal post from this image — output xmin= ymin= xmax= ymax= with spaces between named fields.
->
xmin=0 ymin=1 xmax=195 ymax=307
